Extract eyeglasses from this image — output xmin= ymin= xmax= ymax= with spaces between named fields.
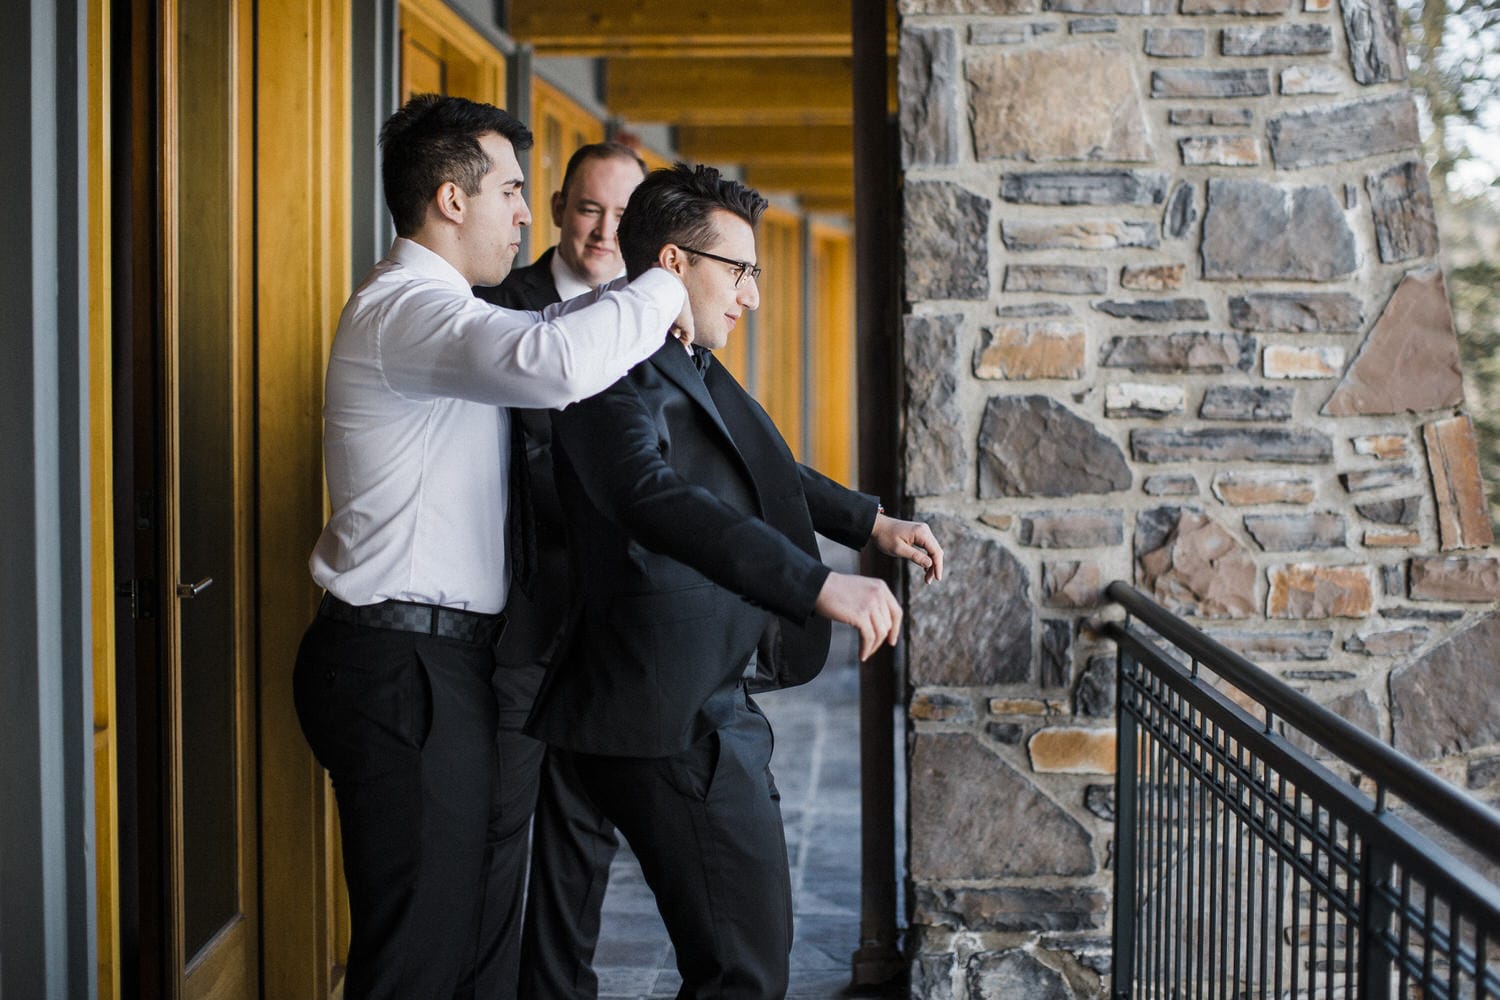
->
xmin=677 ymin=245 xmax=762 ymax=287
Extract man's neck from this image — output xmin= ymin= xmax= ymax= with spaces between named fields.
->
xmin=550 ymin=250 xmax=617 ymax=301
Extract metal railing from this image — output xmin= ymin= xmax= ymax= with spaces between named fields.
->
xmin=1104 ymin=581 xmax=1500 ymax=1000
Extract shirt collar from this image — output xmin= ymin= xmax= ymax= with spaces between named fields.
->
xmin=387 ymin=237 xmax=473 ymax=292
xmin=549 ymin=247 xmax=621 ymax=301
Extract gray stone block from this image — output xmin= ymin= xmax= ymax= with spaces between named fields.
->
xmin=1379 ymin=605 xmax=1463 ymax=622
xmin=1000 ymin=169 xmax=1169 ymax=205
xmin=1339 ymin=464 xmax=1416 ymax=492
xmin=1356 ymin=495 xmax=1421 ymax=525
xmin=1152 ymin=68 xmax=1271 ymax=99
xmin=1132 ymin=427 xmax=1333 ymax=464
xmin=1221 ymin=23 xmax=1334 ymax=56
xmin=1244 ymin=512 xmax=1347 ymax=550
xmin=1283 ymin=668 xmax=1354 ymax=680
xmin=1202 ymin=179 xmax=1357 ymax=281
xmin=1020 ymin=510 xmax=1126 ymax=547
xmin=918 ymin=888 xmax=1108 ymax=935
xmin=986 ymin=721 xmax=1025 ymax=744
xmin=967 ymin=948 xmax=1089 ymax=998
xmin=1100 ymin=331 xmax=1255 ymax=373
xmin=904 ymin=314 xmax=968 ymax=497
xmin=1228 ymin=292 xmax=1363 ymax=332
xmin=1344 ymin=625 xmax=1429 ymax=655
xmin=1003 ymin=218 xmax=1161 ymax=251
xmin=908 ymin=514 xmax=1033 ymax=686
xmin=1268 ymin=94 xmax=1421 ymax=168
xmin=1164 ymin=180 xmax=1197 ymax=239
xmin=1367 ymin=160 xmax=1439 ymax=263
xmin=980 ymin=397 xmax=1132 ymax=497
xmin=1084 ymin=784 xmax=1116 ymax=820
xmin=900 ymin=26 xmax=961 ymax=169
xmin=1340 ymin=0 xmax=1408 ymax=84
xmin=1146 ymin=28 xmax=1206 ymax=57
xmin=1041 ymin=619 xmax=1074 ymax=688
xmin=1144 ymin=472 xmax=1198 ymax=495
xmin=1004 ymin=265 xmax=1108 ymax=295
xmin=1070 ymin=16 xmax=1120 ymax=32
xmin=1075 ymin=655 xmax=1115 ymax=717
xmin=904 ymin=182 xmax=990 ymax=300
xmin=1392 ymin=613 xmax=1500 ymax=759
xmin=1169 ymin=107 xmax=1254 ymax=126
xmin=970 ymin=23 xmax=1030 ymax=45
xmin=997 ymin=302 xmax=1073 ymax=318
xmin=909 ymin=733 xmax=1094 ymax=878
xmin=1203 ymin=629 xmax=1334 ymax=660
xmin=1199 ymin=385 xmax=1296 ymax=421
xmin=1045 ymin=0 xmax=1171 ymax=11
xmin=1093 ymin=298 xmax=1210 ymax=322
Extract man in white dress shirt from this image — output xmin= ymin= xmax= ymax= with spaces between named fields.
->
xmin=291 ymin=94 xmax=690 ymax=1000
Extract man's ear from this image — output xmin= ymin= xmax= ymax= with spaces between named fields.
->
xmin=657 ymin=244 xmax=686 ymax=276
xmin=434 ymin=180 xmax=466 ymax=225
xmin=550 ymin=190 xmax=567 ymax=228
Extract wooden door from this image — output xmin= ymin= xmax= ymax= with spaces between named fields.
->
xmin=113 ymin=1 xmax=259 ymax=996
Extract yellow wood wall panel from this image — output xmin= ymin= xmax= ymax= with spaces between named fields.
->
xmin=256 ymin=0 xmax=350 ymax=996
xmin=754 ymin=207 xmax=804 ymax=458
xmin=529 ymin=77 xmax=604 ymax=259
xmin=809 ymin=224 xmax=855 ymax=487
xmin=86 ymin=0 xmax=119 ymax=994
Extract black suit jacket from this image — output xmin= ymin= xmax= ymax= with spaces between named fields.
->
xmin=525 ymin=338 xmax=879 ymax=758
xmin=478 ymin=248 xmax=571 ymax=667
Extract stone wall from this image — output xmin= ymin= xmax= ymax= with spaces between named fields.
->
xmin=895 ymin=0 xmax=1500 ymax=996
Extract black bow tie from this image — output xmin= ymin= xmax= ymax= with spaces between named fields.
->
xmin=691 ymin=347 xmax=712 ymax=378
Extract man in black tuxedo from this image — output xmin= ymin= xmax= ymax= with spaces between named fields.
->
xmin=472 ymin=142 xmax=647 ymax=998
xmin=528 ymin=163 xmax=944 ymax=998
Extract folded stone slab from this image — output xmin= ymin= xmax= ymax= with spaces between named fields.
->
xmin=1391 ymin=612 xmax=1500 ymax=759
xmin=1228 ymin=292 xmax=1362 ymax=332
xmin=1132 ymin=427 xmax=1332 ymax=464
xmin=1268 ymin=94 xmax=1420 ymax=168
xmin=979 ymin=396 xmax=1132 ymax=496
xmin=1202 ymin=178 xmax=1356 ymax=281
xmin=1000 ymin=168 xmax=1168 ymax=205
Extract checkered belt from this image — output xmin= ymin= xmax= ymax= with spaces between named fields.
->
xmin=318 ymin=593 xmax=506 ymax=646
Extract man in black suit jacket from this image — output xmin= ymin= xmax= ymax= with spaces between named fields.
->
xmin=473 ymin=142 xmax=647 ymax=998
xmin=528 ymin=163 xmax=944 ymax=998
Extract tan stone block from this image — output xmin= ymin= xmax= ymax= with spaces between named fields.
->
xmin=1280 ymin=65 xmax=1343 ymax=95
xmin=1423 ymin=414 xmax=1495 ymax=550
xmin=1365 ymin=529 xmax=1420 ymax=547
xmin=1267 ymin=563 xmax=1377 ymax=618
xmin=1028 ymin=727 xmax=1117 ymax=774
xmin=1043 ymin=560 xmax=1104 ymax=609
xmin=910 ymin=691 xmax=977 ymax=722
xmin=967 ymin=43 xmax=1152 ymax=163
xmin=1264 ymin=344 xmax=1344 ymax=379
xmin=975 ymin=322 xmax=1087 ymax=380
xmin=1180 ymin=135 xmax=1261 ymax=167
xmin=1305 ymin=0 xmax=1333 ymax=8
xmin=1212 ymin=471 xmax=1317 ymax=506
xmin=979 ymin=513 xmax=1014 ymax=530
xmin=1409 ymin=556 xmax=1500 ymax=602
xmin=1352 ymin=433 xmax=1409 ymax=460
xmin=1323 ymin=267 xmax=1464 ymax=415
xmin=1120 ymin=263 xmax=1186 ymax=291
xmin=989 ymin=698 xmax=1063 ymax=716
xmin=1139 ymin=511 xmax=1258 ymax=618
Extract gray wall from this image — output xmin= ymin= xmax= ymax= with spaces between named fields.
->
xmin=0 ymin=1 xmax=98 ymax=998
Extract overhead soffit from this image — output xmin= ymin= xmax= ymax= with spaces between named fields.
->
xmin=507 ymin=0 xmax=897 ymax=204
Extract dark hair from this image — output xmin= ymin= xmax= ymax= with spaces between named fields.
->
xmin=379 ymin=93 xmax=534 ymax=237
xmin=558 ymin=141 xmax=647 ymax=202
xmin=617 ymin=163 xmax=768 ymax=279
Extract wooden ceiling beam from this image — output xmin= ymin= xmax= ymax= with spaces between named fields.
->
xmin=676 ymin=125 xmax=854 ymax=166
xmin=606 ymin=57 xmax=859 ymax=126
xmin=507 ymin=1 xmax=891 ymax=58
xmin=746 ymin=164 xmax=853 ymax=194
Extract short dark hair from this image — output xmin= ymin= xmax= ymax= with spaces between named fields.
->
xmin=617 ymin=163 xmax=768 ymax=279
xmin=379 ymin=93 xmax=534 ymax=237
xmin=558 ymin=142 xmax=647 ymax=202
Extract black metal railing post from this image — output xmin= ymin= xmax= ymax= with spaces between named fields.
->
xmin=1111 ymin=646 xmax=1139 ymax=1000
xmin=1360 ymin=837 xmax=1395 ymax=1000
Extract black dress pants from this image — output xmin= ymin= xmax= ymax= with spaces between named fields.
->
xmin=293 ymin=615 xmax=498 ymax=1000
xmin=517 ymin=745 xmax=620 ymax=999
xmin=573 ymin=691 xmax=794 ymax=1000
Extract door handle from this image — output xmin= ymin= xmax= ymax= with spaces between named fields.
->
xmin=176 ymin=576 xmax=214 ymax=598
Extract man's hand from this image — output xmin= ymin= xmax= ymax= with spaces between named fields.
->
xmin=814 ymin=572 xmax=903 ymax=662
xmin=666 ymin=272 xmax=695 ymax=346
xmin=870 ymin=514 xmax=944 ymax=584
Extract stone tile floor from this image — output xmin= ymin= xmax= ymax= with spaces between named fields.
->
xmin=590 ymin=620 xmax=907 ymax=999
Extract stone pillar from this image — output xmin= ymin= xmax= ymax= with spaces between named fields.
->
xmin=895 ymin=0 xmax=1498 ymax=996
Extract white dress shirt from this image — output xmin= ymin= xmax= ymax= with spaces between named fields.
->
xmin=310 ymin=237 xmax=684 ymax=614
xmin=548 ymin=249 xmax=616 ymax=302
